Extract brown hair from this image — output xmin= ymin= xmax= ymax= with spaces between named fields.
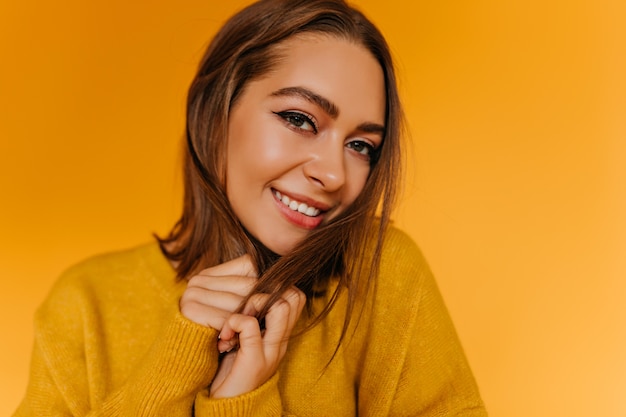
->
xmin=158 ymin=0 xmax=403 ymax=336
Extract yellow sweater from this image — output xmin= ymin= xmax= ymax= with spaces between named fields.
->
xmin=15 ymin=227 xmax=487 ymax=416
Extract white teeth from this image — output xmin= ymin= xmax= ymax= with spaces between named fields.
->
xmin=273 ymin=190 xmax=321 ymax=217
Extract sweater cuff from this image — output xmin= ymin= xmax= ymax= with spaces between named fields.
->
xmin=194 ymin=372 xmax=283 ymax=416
xmin=128 ymin=311 xmax=220 ymax=411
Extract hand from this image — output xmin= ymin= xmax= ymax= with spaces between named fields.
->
xmin=209 ymin=286 xmax=306 ymax=398
xmin=179 ymin=255 xmax=257 ymax=331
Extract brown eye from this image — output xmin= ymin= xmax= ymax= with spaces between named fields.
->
xmin=274 ymin=111 xmax=317 ymax=133
xmin=346 ymin=140 xmax=375 ymax=158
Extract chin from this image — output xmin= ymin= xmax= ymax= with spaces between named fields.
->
xmin=246 ymin=231 xmax=298 ymax=258
xmin=260 ymin=236 xmax=303 ymax=257
xmin=265 ymin=242 xmax=295 ymax=257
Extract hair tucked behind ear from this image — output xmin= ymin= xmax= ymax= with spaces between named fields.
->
xmin=157 ymin=0 xmax=403 ymax=344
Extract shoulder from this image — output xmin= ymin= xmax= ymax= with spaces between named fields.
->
xmin=381 ymin=224 xmax=424 ymax=259
xmin=377 ymin=224 xmax=432 ymax=290
xmin=370 ymin=224 xmax=447 ymax=324
xmin=38 ymin=242 xmax=178 ymax=320
xmin=54 ymin=242 xmax=169 ymax=288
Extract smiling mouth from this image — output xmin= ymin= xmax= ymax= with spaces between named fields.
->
xmin=273 ymin=190 xmax=321 ymax=217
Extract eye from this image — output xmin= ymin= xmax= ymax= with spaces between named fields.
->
xmin=346 ymin=140 xmax=377 ymax=161
xmin=274 ymin=111 xmax=318 ymax=134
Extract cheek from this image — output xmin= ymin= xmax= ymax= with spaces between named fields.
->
xmin=229 ymin=119 xmax=295 ymax=169
xmin=344 ymin=164 xmax=371 ymax=205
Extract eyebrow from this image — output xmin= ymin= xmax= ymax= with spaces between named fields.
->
xmin=270 ymin=86 xmax=339 ymax=118
xmin=270 ymin=86 xmax=386 ymax=135
xmin=357 ymin=122 xmax=386 ymax=136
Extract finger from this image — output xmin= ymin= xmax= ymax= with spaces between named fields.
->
xmin=179 ymin=300 xmax=231 ymax=331
xmin=221 ymin=313 xmax=264 ymax=353
xmin=211 ymin=314 xmax=266 ymax=398
xmin=187 ymin=274 xmax=257 ymax=297
xmin=281 ymin=286 xmax=307 ymax=330
xmin=261 ymin=298 xmax=293 ymax=360
xmin=262 ymin=287 xmax=306 ymax=358
xmin=217 ymin=293 xmax=270 ymax=352
xmin=240 ymin=293 xmax=271 ymax=317
xmin=198 ymin=254 xmax=257 ymax=278
xmin=217 ymin=332 xmax=240 ymax=353
xmin=181 ymin=286 xmax=245 ymax=313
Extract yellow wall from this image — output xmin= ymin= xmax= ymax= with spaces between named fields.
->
xmin=1 ymin=0 xmax=624 ymax=415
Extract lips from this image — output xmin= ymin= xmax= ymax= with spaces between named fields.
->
xmin=271 ymin=188 xmax=330 ymax=230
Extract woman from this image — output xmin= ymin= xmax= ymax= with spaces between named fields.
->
xmin=15 ymin=0 xmax=487 ymax=415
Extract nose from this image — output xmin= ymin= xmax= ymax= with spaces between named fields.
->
xmin=303 ymin=140 xmax=346 ymax=192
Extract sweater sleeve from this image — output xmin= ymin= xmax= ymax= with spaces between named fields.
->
xmin=15 ymin=310 xmax=291 ymax=417
xmin=359 ymin=228 xmax=487 ymax=416
xmin=13 ymin=256 xmax=291 ymax=417
xmin=15 ymin=310 xmax=220 ymax=416
xmin=387 ymin=262 xmax=487 ymax=416
xmin=194 ymin=373 xmax=283 ymax=416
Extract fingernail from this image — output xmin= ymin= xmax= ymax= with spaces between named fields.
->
xmin=218 ymin=340 xmax=231 ymax=354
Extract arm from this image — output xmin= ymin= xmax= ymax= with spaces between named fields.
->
xmin=358 ymin=228 xmax=487 ymax=416
xmin=387 ymin=268 xmax=487 ymax=416
xmin=180 ymin=256 xmax=306 ymax=416
xmin=14 ymin=254 xmax=273 ymax=417
xmin=15 ymin=310 xmax=219 ymax=416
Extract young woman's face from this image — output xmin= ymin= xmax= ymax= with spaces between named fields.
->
xmin=226 ymin=34 xmax=386 ymax=255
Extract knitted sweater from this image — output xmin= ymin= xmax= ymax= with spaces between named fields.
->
xmin=15 ymin=227 xmax=487 ymax=416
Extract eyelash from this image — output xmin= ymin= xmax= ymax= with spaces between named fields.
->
xmin=274 ymin=110 xmax=318 ymax=134
xmin=274 ymin=110 xmax=380 ymax=163
xmin=347 ymin=140 xmax=377 ymax=160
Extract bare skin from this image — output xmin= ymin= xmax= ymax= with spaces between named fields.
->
xmin=179 ymin=34 xmax=384 ymax=399
xmin=179 ymin=255 xmax=306 ymax=398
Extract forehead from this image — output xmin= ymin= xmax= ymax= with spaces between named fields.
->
xmin=254 ymin=34 xmax=386 ymax=123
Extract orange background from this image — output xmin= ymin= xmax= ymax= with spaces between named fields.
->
xmin=1 ymin=0 xmax=624 ymax=415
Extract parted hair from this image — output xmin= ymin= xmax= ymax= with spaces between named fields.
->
xmin=158 ymin=0 xmax=403 ymax=333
